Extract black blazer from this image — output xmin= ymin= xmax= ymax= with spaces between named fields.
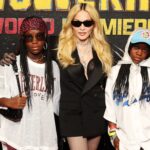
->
xmin=59 ymin=49 xmax=107 ymax=137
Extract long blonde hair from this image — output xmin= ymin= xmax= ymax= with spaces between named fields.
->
xmin=57 ymin=3 xmax=113 ymax=75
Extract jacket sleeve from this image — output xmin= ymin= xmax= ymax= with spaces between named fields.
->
xmin=103 ymin=66 xmax=120 ymax=124
xmin=52 ymin=61 xmax=61 ymax=116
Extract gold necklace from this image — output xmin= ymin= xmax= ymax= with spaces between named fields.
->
xmin=29 ymin=55 xmax=44 ymax=63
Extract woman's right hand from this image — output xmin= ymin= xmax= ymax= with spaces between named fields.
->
xmin=6 ymin=96 xmax=27 ymax=109
xmin=0 ymin=52 xmax=16 ymax=66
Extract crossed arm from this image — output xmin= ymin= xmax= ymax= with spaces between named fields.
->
xmin=0 ymin=96 xmax=26 ymax=109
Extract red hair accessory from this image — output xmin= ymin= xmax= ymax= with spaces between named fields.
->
xmin=20 ymin=17 xmax=47 ymax=35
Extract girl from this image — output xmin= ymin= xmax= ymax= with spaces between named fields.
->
xmin=104 ymin=28 xmax=150 ymax=150
xmin=57 ymin=3 xmax=113 ymax=150
xmin=0 ymin=16 xmax=60 ymax=150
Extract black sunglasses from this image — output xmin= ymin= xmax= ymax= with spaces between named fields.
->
xmin=71 ymin=20 xmax=94 ymax=27
xmin=24 ymin=32 xmax=46 ymax=42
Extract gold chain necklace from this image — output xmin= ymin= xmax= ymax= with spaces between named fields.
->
xmin=29 ymin=55 xmax=44 ymax=63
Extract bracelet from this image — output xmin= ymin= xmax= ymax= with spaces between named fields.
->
xmin=108 ymin=130 xmax=116 ymax=137
xmin=108 ymin=128 xmax=118 ymax=146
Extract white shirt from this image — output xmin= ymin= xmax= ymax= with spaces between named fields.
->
xmin=0 ymin=56 xmax=61 ymax=150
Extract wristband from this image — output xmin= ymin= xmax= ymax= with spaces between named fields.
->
xmin=108 ymin=128 xmax=118 ymax=146
xmin=108 ymin=130 xmax=116 ymax=137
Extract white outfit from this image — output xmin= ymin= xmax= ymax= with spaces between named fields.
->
xmin=104 ymin=29 xmax=150 ymax=149
xmin=0 ymin=56 xmax=61 ymax=150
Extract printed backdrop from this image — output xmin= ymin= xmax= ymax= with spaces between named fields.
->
xmin=0 ymin=0 xmax=150 ymax=62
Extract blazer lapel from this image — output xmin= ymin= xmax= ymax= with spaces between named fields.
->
xmin=82 ymin=51 xmax=104 ymax=95
xmin=67 ymin=49 xmax=86 ymax=89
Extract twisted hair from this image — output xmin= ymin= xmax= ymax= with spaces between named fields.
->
xmin=140 ymin=67 xmax=150 ymax=101
xmin=19 ymin=38 xmax=31 ymax=107
xmin=113 ymin=64 xmax=131 ymax=102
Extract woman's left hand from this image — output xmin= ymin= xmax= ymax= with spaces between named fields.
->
xmin=114 ymin=136 xmax=120 ymax=150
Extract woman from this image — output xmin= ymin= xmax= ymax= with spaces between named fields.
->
xmin=57 ymin=3 xmax=113 ymax=150
xmin=0 ymin=16 xmax=60 ymax=150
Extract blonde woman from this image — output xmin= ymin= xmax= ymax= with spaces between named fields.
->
xmin=57 ymin=3 xmax=113 ymax=150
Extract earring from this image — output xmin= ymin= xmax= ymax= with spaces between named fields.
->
xmin=43 ymin=42 xmax=48 ymax=50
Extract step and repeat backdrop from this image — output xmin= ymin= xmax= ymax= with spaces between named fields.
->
xmin=0 ymin=0 xmax=150 ymax=61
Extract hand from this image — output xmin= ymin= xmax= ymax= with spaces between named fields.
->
xmin=114 ymin=136 xmax=120 ymax=150
xmin=0 ymin=52 xmax=16 ymax=66
xmin=6 ymin=96 xmax=27 ymax=109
